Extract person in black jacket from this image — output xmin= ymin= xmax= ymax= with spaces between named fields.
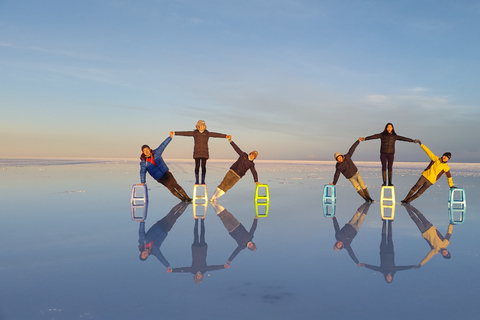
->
xmin=330 ymin=139 xmax=373 ymax=202
xmin=360 ymin=123 xmax=418 ymax=186
xmin=210 ymin=137 xmax=261 ymax=201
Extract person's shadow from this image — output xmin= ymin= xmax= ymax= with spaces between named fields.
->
xmin=171 ymin=218 xmax=226 ymax=284
xmin=137 ymin=201 xmax=189 ymax=271
xmin=360 ymin=219 xmax=418 ymax=283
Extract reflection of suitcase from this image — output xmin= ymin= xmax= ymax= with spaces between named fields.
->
xmin=131 ymin=184 xmax=148 ymax=221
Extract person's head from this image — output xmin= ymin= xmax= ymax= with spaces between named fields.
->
xmin=139 ymin=246 xmax=150 ymax=261
xmin=334 ymin=241 xmax=343 ymax=251
xmin=196 ymin=120 xmax=206 ymax=133
xmin=193 ymin=271 xmax=204 ymax=284
xmin=385 ymin=273 xmax=394 ymax=283
xmin=247 ymin=241 xmax=257 ymax=251
xmin=441 ymin=249 xmax=451 ymax=259
xmin=383 ymin=122 xmax=396 ymax=135
xmin=249 ymin=151 xmax=258 ymax=161
xmin=141 ymin=145 xmax=152 ymax=158
xmin=334 ymin=153 xmax=344 ymax=163
xmin=442 ymin=152 xmax=452 ymax=163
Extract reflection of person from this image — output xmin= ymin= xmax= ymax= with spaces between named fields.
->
xmin=210 ymin=138 xmax=260 ymax=201
xmin=402 ymin=143 xmax=454 ymax=203
xmin=360 ymin=220 xmax=417 ymax=283
xmin=171 ymin=219 xmax=226 ymax=284
xmin=403 ymin=204 xmax=453 ymax=266
xmin=211 ymin=202 xmax=258 ymax=266
xmin=360 ymin=123 xmax=418 ymax=186
xmin=330 ymin=139 xmax=373 ymax=202
xmin=138 ymin=202 xmax=189 ymax=271
xmin=139 ymin=133 xmax=191 ymax=202
xmin=333 ymin=202 xmax=371 ymax=266
xmin=173 ymin=120 xmax=230 ymax=185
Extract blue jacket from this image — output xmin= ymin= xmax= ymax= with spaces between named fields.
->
xmin=140 ymin=137 xmax=171 ymax=183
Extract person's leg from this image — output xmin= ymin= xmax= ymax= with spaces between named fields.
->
xmin=387 ymin=154 xmax=394 ymax=186
xmin=200 ymin=219 xmax=206 ymax=245
xmin=404 ymin=205 xmax=429 ymax=233
xmin=406 ymin=182 xmax=431 ymax=203
xmin=193 ymin=219 xmax=200 ymax=245
xmin=217 ymin=209 xmax=240 ymax=233
xmin=380 ymin=153 xmax=388 ymax=186
xmin=402 ymin=176 xmax=425 ymax=203
xmin=200 ymin=158 xmax=207 ymax=184
xmin=159 ymin=171 xmax=191 ymax=201
xmin=211 ymin=170 xmax=241 ymax=201
xmin=194 ymin=158 xmax=201 ymax=184
xmin=349 ymin=173 xmax=367 ymax=201
xmin=356 ymin=173 xmax=373 ymax=202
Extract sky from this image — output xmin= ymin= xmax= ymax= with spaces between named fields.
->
xmin=1 ymin=0 xmax=479 ymax=162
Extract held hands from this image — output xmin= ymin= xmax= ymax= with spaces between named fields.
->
xmin=170 ymin=131 xmax=175 ymax=138
xmin=226 ymin=135 xmax=232 ymax=142
xmin=359 ymin=137 xmax=365 ymax=141
xmin=358 ymin=263 xmax=365 ymax=268
xmin=167 ymin=266 xmax=172 ymax=273
xmin=415 ymin=140 xmax=422 ymax=144
xmin=224 ymin=262 xmax=230 ymax=268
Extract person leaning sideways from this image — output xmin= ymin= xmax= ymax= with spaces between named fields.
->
xmin=210 ymin=137 xmax=260 ymax=202
xmin=330 ymin=138 xmax=374 ymax=202
xmin=139 ymin=132 xmax=191 ymax=202
xmin=360 ymin=122 xmax=418 ymax=186
xmin=401 ymin=141 xmax=454 ymax=204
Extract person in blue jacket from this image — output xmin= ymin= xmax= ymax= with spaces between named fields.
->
xmin=139 ymin=132 xmax=191 ymax=202
xmin=138 ymin=202 xmax=189 ymax=271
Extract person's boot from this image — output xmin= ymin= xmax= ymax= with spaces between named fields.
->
xmin=401 ymin=190 xmax=415 ymax=204
xmin=388 ymin=170 xmax=393 ymax=186
xmin=357 ymin=190 xmax=368 ymax=202
xmin=209 ymin=188 xmax=225 ymax=202
xmin=195 ymin=174 xmax=199 ymax=185
xmin=179 ymin=188 xmax=191 ymax=202
xmin=382 ymin=171 xmax=387 ymax=186
xmin=201 ymin=173 xmax=206 ymax=185
xmin=405 ymin=192 xmax=421 ymax=203
xmin=363 ymin=188 xmax=374 ymax=202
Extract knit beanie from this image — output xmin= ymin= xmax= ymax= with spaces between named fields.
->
xmin=334 ymin=152 xmax=342 ymax=160
xmin=443 ymin=152 xmax=452 ymax=160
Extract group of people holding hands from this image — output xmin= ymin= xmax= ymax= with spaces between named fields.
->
xmin=330 ymin=122 xmax=454 ymax=203
xmin=138 ymin=120 xmax=260 ymax=203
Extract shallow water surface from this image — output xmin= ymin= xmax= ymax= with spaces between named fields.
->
xmin=0 ymin=159 xmax=479 ymax=320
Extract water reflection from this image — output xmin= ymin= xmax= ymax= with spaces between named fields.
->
xmin=211 ymin=202 xmax=258 ymax=267
xmin=333 ymin=202 xmax=371 ymax=266
xmin=137 ymin=202 xmax=189 ymax=272
xmin=360 ymin=220 xmax=418 ymax=283
xmin=171 ymin=218 xmax=226 ymax=284
xmin=403 ymin=204 xmax=453 ymax=266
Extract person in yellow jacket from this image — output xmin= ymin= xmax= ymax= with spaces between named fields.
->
xmin=403 ymin=204 xmax=452 ymax=266
xmin=401 ymin=141 xmax=454 ymax=203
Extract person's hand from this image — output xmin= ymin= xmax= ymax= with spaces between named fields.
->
xmin=255 ymin=182 xmax=261 ymax=185
xmin=414 ymin=265 xmax=421 ymax=269
xmin=358 ymin=263 xmax=365 ymax=268
xmin=137 ymin=183 xmax=145 ymax=185
xmin=416 ymin=140 xmax=422 ymax=145
xmin=170 ymin=131 xmax=175 ymax=138
xmin=167 ymin=266 xmax=172 ymax=273
xmin=227 ymin=135 xmax=232 ymax=142
xmin=450 ymin=186 xmax=457 ymax=189
xmin=224 ymin=262 xmax=230 ymax=268
xmin=359 ymin=137 xmax=365 ymax=141
xmin=329 ymin=183 xmax=334 ymax=185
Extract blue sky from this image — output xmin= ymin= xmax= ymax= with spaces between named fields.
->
xmin=1 ymin=0 xmax=479 ymax=162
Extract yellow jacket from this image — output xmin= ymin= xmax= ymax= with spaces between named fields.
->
xmin=420 ymin=224 xmax=453 ymax=266
xmin=420 ymin=144 xmax=453 ymax=187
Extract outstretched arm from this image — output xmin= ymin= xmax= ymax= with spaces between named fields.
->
xmin=345 ymin=140 xmax=361 ymax=157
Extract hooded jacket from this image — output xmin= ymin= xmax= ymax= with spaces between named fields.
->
xmin=365 ymin=132 xmax=414 ymax=154
xmin=332 ymin=140 xmax=360 ymax=185
xmin=139 ymin=137 xmax=171 ymax=183
xmin=420 ymin=144 xmax=453 ymax=187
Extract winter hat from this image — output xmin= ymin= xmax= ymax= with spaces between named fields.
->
xmin=442 ymin=152 xmax=452 ymax=160
xmin=250 ymin=151 xmax=258 ymax=159
xmin=196 ymin=120 xmax=206 ymax=129
xmin=334 ymin=152 xmax=342 ymax=160
xmin=141 ymin=145 xmax=150 ymax=151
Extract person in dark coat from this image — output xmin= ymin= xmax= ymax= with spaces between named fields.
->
xmin=330 ymin=139 xmax=373 ymax=202
xmin=210 ymin=137 xmax=261 ymax=201
xmin=360 ymin=123 xmax=418 ymax=186
xmin=171 ymin=219 xmax=226 ymax=284
xmin=211 ymin=202 xmax=258 ymax=266
xmin=173 ymin=120 xmax=230 ymax=185
xmin=333 ymin=202 xmax=371 ymax=266
xmin=359 ymin=220 xmax=418 ymax=283
xmin=139 ymin=132 xmax=191 ymax=201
